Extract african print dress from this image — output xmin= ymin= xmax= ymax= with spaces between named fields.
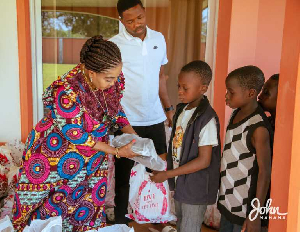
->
xmin=12 ymin=65 xmax=129 ymax=231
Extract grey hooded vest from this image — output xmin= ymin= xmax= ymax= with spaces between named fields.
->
xmin=167 ymin=96 xmax=221 ymax=205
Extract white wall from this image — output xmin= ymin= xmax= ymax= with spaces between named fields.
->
xmin=0 ymin=0 xmax=21 ymax=141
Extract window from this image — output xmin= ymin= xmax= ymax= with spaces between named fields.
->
xmin=30 ymin=0 xmax=218 ymax=123
xmin=41 ymin=11 xmax=119 ymax=91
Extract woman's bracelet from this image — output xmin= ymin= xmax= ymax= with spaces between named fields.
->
xmin=115 ymin=147 xmax=120 ymax=159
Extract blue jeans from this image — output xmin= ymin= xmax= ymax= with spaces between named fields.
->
xmin=219 ymin=215 xmax=243 ymax=232
xmin=219 ymin=215 xmax=268 ymax=232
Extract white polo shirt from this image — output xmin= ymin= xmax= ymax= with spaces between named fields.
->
xmin=109 ymin=27 xmax=168 ymax=126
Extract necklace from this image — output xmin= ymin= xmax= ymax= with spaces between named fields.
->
xmin=83 ymin=73 xmax=112 ymax=122
xmin=91 ymin=90 xmax=112 ymax=122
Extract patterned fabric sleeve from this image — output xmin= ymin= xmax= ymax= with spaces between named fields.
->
xmin=42 ymin=75 xmax=97 ymax=148
xmin=114 ymin=107 xmax=130 ymax=130
xmin=111 ymin=72 xmax=130 ymax=130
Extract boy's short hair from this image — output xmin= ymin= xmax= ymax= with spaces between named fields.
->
xmin=181 ymin=60 xmax=212 ymax=85
xmin=227 ymin=65 xmax=265 ymax=93
xmin=270 ymin=73 xmax=279 ymax=81
xmin=117 ymin=0 xmax=144 ymax=17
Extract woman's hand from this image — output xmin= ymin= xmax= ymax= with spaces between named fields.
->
xmin=117 ymin=139 xmax=139 ymax=158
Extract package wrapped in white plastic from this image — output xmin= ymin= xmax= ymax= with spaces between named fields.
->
xmin=126 ymin=164 xmax=176 ymax=224
xmin=112 ymin=134 xmax=165 ymax=171
xmin=87 ymin=224 xmax=134 ymax=232
xmin=164 ymin=121 xmax=172 ymax=150
xmin=0 ymin=215 xmax=13 ymax=232
xmin=23 ymin=216 xmax=62 ymax=232
xmin=0 ymin=140 xmax=24 ymax=219
xmin=203 ymin=203 xmax=221 ymax=229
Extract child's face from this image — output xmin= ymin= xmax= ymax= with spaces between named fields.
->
xmin=225 ymin=77 xmax=254 ymax=109
xmin=177 ymin=71 xmax=207 ymax=104
xmin=258 ymin=78 xmax=278 ymax=112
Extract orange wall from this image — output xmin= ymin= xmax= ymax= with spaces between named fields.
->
xmin=213 ymin=0 xmax=232 ymax=142
xmin=287 ymin=54 xmax=300 ymax=232
xmin=17 ymin=0 xmax=33 ymax=142
xmin=215 ymin=0 xmax=286 ymax=141
xmin=255 ymin=0 xmax=286 ymax=78
xmin=270 ymin=0 xmax=300 ymax=231
xmin=228 ymin=0 xmax=260 ymax=71
xmin=228 ymin=0 xmax=285 ymax=76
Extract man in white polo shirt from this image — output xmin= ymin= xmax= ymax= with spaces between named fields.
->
xmin=109 ymin=0 xmax=174 ymax=224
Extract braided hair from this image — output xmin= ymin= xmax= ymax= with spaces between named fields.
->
xmin=80 ymin=35 xmax=122 ymax=73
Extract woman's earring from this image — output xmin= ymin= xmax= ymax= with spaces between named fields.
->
xmin=90 ymin=76 xmax=93 ymax=83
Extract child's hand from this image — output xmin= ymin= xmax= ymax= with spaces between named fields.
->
xmin=159 ymin=153 xmax=167 ymax=161
xmin=150 ymin=171 xmax=168 ymax=183
xmin=241 ymin=217 xmax=261 ymax=232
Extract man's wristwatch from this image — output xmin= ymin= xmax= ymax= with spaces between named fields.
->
xmin=164 ymin=105 xmax=174 ymax=112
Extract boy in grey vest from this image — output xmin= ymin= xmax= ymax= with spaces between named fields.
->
xmin=151 ymin=60 xmax=221 ymax=232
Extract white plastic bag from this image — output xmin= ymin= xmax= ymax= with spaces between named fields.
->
xmin=0 ymin=141 xmax=23 ymax=219
xmin=23 ymin=216 xmax=62 ymax=232
xmin=126 ymin=164 xmax=176 ymax=224
xmin=0 ymin=216 xmax=13 ymax=232
xmin=203 ymin=203 xmax=221 ymax=229
xmin=87 ymin=224 xmax=134 ymax=232
xmin=164 ymin=121 xmax=172 ymax=150
xmin=112 ymin=134 xmax=155 ymax=157
xmin=112 ymin=134 xmax=165 ymax=171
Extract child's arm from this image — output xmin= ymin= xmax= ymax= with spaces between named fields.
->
xmin=242 ymin=126 xmax=272 ymax=232
xmin=150 ymin=145 xmax=212 ymax=183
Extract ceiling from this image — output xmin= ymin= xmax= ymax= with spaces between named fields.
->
xmin=42 ymin=0 xmax=170 ymax=7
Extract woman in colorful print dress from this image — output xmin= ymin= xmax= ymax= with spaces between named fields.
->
xmin=12 ymin=36 xmax=137 ymax=231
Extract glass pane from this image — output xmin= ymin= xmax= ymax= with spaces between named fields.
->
xmin=201 ymin=2 xmax=209 ymax=60
xmin=41 ymin=10 xmax=119 ymax=90
xmin=40 ymin=0 xmax=210 ymax=114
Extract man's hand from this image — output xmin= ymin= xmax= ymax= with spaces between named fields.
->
xmin=242 ymin=217 xmax=261 ymax=232
xmin=159 ymin=66 xmax=173 ymax=127
xmin=166 ymin=110 xmax=174 ymax=127
xmin=150 ymin=171 xmax=168 ymax=183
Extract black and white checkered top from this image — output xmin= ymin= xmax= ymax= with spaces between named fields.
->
xmin=217 ymin=106 xmax=272 ymax=225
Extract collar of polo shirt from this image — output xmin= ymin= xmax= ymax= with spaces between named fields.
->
xmin=123 ymin=26 xmax=151 ymax=41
